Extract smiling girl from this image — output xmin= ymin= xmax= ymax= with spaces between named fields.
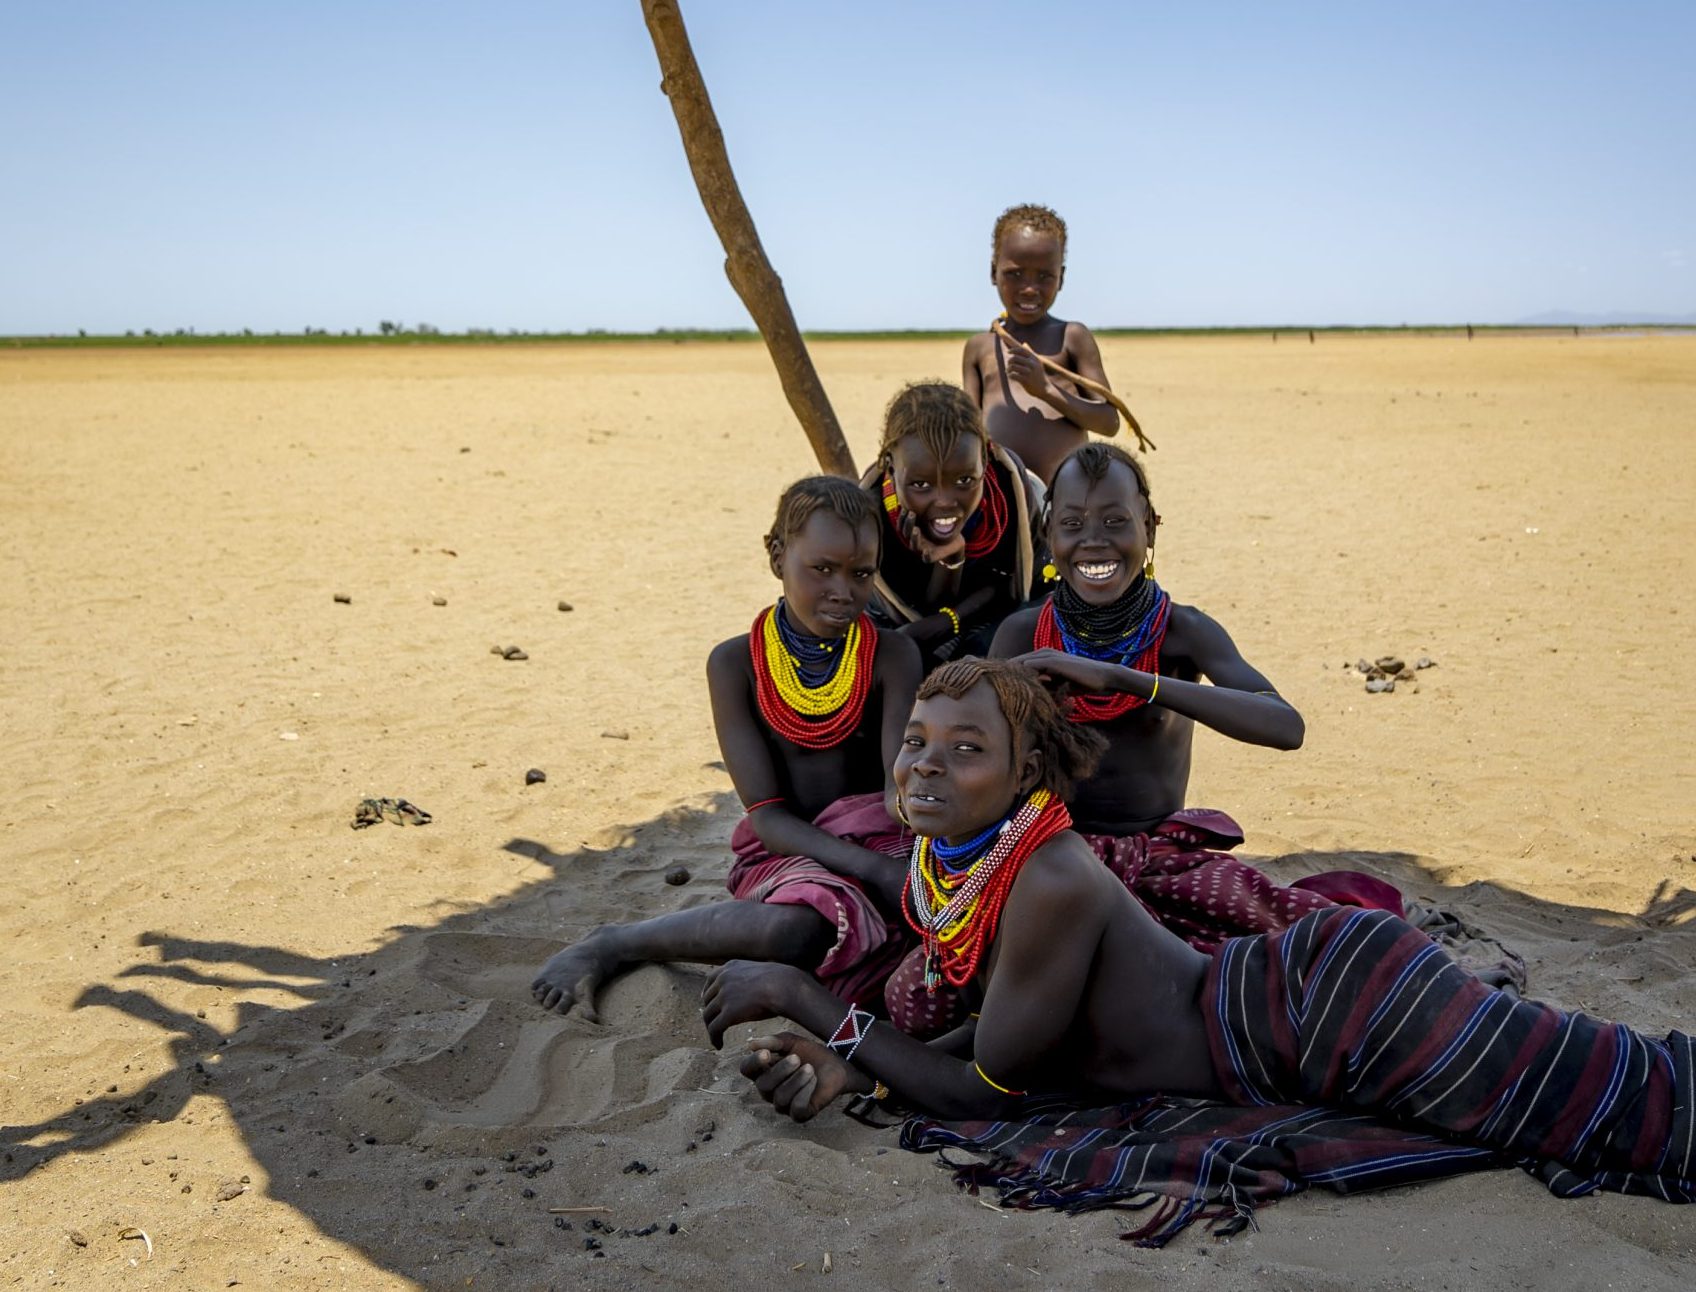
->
xmin=860 ymin=381 xmax=1043 ymax=671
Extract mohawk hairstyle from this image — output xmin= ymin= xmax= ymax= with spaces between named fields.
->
xmin=917 ymin=658 xmax=1106 ymax=801
xmin=877 ymin=380 xmax=988 ymax=467
xmin=991 ymin=203 xmax=1068 ymax=270
xmin=764 ymin=475 xmax=882 ymax=576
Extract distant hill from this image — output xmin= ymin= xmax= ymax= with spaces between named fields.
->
xmin=1515 ymin=309 xmax=1696 ymax=326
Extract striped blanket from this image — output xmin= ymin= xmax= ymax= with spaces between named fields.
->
xmin=901 ymin=907 xmax=1693 ymax=1244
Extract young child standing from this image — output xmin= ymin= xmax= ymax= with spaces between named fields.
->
xmin=962 ymin=204 xmax=1120 ymax=485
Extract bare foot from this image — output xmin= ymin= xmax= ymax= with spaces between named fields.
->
xmin=531 ymin=932 xmax=622 ymax=1020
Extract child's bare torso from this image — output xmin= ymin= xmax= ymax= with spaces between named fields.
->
xmin=967 ymin=318 xmax=1090 ymax=484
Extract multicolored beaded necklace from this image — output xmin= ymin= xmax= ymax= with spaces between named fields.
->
xmin=1034 ymin=575 xmax=1172 ymax=724
xmin=749 ymin=601 xmax=879 ymax=749
xmin=881 ymin=459 xmax=1009 ymax=560
xmin=902 ymin=788 xmax=1073 ymax=991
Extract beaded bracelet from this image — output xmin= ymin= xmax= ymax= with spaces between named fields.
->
xmin=827 ymin=1003 xmax=875 ymax=1064
xmin=870 ymin=1080 xmax=890 ymax=1101
xmin=939 ymin=606 xmax=961 ymax=636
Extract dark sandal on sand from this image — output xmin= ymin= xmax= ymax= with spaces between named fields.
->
xmin=393 ymin=798 xmax=432 ymax=826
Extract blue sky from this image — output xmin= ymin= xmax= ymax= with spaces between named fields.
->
xmin=2 ymin=2 xmax=1691 ymax=333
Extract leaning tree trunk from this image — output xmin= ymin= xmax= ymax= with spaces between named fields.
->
xmin=640 ymin=0 xmax=856 ymax=478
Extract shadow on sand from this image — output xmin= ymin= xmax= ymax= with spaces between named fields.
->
xmin=4 ymin=795 xmax=1693 ymax=1285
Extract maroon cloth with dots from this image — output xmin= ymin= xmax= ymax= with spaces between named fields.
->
xmin=727 ymin=792 xmax=916 ymax=1007
xmin=1085 ymin=808 xmax=1402 ymax=952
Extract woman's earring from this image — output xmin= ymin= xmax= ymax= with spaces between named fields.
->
xmin=1144 ymin=549 xmax=1156 ymax=580
xmin=894 ymin=793 xmax=913 ymax=830
xmin=1041 ymin=561 xmax=1058 ymax=583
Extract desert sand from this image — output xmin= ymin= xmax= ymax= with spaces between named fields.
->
xmin=2 ymin=333 xmax=1694 ymax=1290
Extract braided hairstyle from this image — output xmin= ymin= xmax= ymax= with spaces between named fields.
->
xmin=918 ymin=657 xmax=1106 ymax=801
xmin=764 ymin=475 xmax=882 ymax=576
xmin=1043 ymin=441 xmax=1156 ymax=535
xmin=991 ymin=203 xmax=1068 ymax=272
xmin=877 ymin=380 xmax=988 ymax=470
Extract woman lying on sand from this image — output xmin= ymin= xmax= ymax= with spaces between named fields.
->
xmin=704 ymin=660 xmax=1693 ymax=1238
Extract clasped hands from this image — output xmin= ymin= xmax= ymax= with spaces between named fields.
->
xmin=702 ymin=959 xmax=866 ymax=1123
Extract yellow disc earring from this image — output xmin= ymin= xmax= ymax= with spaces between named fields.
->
xmin=1143 ymin=550 xmax=1156 ymax=580
xmin=1042 ymin=561 xmax=1058 ymax=583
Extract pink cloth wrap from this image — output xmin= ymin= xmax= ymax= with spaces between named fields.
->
xmin=726 ymin=791 xmax=915 ymax=1006
xmin=881 ymin=808 xmax=1404 ymax=1037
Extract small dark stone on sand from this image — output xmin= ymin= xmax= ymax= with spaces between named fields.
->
xmin=1416 ymin=655 xmax=1437 ymax=669
xmin=685 ymin=1141 xmax=697 ymax=1152
xmin=491 ymin=644 xmax=505 ymax=655
xmin=107 ymin=1084 xmax=117 ymax=1092
xmin=472 ymin=1165 xmax=487 ymax=1176
xmin=432 ymin=596 xmax=447 ymax=606
xmin=68 ymin=1230 xmax=88 ymax=1248
xmin=521 ymin=1187 xmax=536 ymax=1199
xmin=664 ymin=865 xmax=690 ymax=887
xmin=526 ymin=768 xmax=547 ymax=785
xmin=333 ymin=593 xmax=351 ymax=604
xmin=601 ymin=729 xmax=630 ymax=741
xmin=1396 ymin=667 xmax=1416 ymax=681
xmin=1375 ymin=656 xmax=1405 ymax=674
xmin=668 ymin=1222 xmax=679 ymax=1235
xmin=554 ymin=1217 xmax=572 ymax=1230
xmin=460 ymin=447 xmax=471 ymax=453
xmin=1365 ymin=677 xmax=1395 ymax=694
xmin=623 ymin=1159 xmax=651 ymax=1175
xmin=1354 ymin=658 xmax=1372 ymax=674
xmin=535 ymin=1145 xmax=548 ymax=1155
xmin=557 ymin=600 xmax=574 ymax=612
xmin=503 ymin=647 xmax=529 ymax=661
xmin=584 ymin=1237 xmax=603 ymax=1251
xmin=633 ymin=1223 xmax=660 ymax=1237
xmin=364 ymin=1136 xmax=376 ymax=1145
xmin=215 ymin=1181 xmax=247 ymax=1202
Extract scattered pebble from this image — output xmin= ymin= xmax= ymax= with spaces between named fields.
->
xmin=503 ymin=647 xmax=529 ymax=661
xmin=1365 ymin=677 xmax=1395 ymax=694
xmin=459 ymin=447 xmax=471 ymax=454
xmin=67 ymin=1230 xmax=88 ymax=1248
xmin=1374 ymin=655 xmax=1405 ymax=674
xmin=525 ymin=768 xmax=547 ymax=786
xmin=215 ymin=1181 xmax=247 ymax=1202
xmin=664 ymin=865 xmax=690 ymax=887
xmin=1416 ymin=656 xmax=1437 ymax=669
xmin=279 ymin=732 xmax=299 ymax=741
xmin=333 ymin=593 xmax=351 ymax=604
xmin=432 ymin=596 xmax=447 ymax=607
xmin=622 ymin=1160 xmax=651 ymax=1175
xmin=558 ymin=600 xmax=574 ymax=613
xmin=491 ymin=644 xmax=506 ymax=655
xmin=422 ymin=1179 xmax=438 ymax=1191
xmin=600 ymin=730 xmax=630 ymax=741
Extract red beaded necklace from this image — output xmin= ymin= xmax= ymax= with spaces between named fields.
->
xmin=1033 ymin=592 xmax=1171 ymax=724
xmin=881 ymin=458 xmax=1009 ymax=560
xmin=902 ymin=790 xmax=1073 ymax=990
xmin=748 ymin=606 xmax=879 ymax=749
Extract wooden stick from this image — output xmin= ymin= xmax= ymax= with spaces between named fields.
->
xmin=547 ymin=1206 xmax=614 ymax=1215
xmin=991 ymin=319 xmax=1154 ymax=452
xmin=642 ymin=0 xmax=856 ymax=479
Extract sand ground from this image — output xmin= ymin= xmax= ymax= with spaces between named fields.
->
xmin=2 ymin=334 xmax=1693 ymax=1290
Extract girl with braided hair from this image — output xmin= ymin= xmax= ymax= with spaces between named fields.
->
xmin=987 ymin=440 xmax=1404 ymax=956
xmin=532 ymin=477 xmax=922 ymax=1020
xmin=859 ymin=381 xmax=1044 ymax=672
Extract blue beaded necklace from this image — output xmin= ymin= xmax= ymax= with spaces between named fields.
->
xmin=774 ymin=599 xmax=845 ymax=688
